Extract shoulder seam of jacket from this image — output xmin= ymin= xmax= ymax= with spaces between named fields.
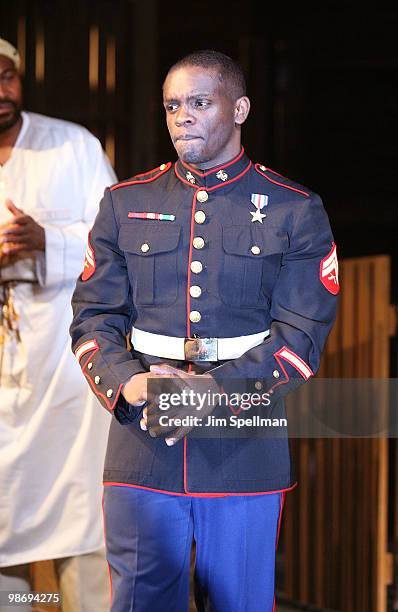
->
xmin=110 ymin=162 xmax=172 ymax=191
xmin=254 ymin=163 xmax=310 ymax=198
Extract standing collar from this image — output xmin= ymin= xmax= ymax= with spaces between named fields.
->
xmin=174 ymin=147 xmax=251 ymax=190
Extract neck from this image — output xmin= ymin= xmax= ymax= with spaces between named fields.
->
xmin=193 ymin=148 xmax=242 ymax=172
xmin=0 ymin=115 xmax=23 ymax=149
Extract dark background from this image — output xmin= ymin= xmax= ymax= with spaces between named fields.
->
xmin=1 ymin=0 xmax=397 ymax=281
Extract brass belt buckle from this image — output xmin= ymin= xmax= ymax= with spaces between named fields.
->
xmin=184 ymin=337 xmax=218 ymax=361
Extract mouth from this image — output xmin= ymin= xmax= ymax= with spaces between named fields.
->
xmin=0 ymin=103 xmax=15 ymax=116
xmin=175 ymin=135 xmax=202 ymax=142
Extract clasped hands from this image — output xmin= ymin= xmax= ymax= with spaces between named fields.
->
xmin=0 ymin=199 xmax=45 ymax=254
xmin=121 ymin=364 xmax=220 ymax=446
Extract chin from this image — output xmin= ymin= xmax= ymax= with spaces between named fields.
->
xmin=0 ymin=110 xmax=21 ymax=134
xmin=181 ymin=152 xmax=203 ymax=164
xmin=176 ymin=142 xmax=205 ymax=165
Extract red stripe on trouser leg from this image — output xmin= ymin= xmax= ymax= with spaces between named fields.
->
xmin=101 ymin=492 xmax=113 ymax=608
xmin=276 ymin=491 xmax=286 ymax=549
xmin=273 ymin=492 xmax=286 ymax=611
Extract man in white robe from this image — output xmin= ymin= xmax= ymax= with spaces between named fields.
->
xmin=0 ymin=38 xmax=115 ymax=611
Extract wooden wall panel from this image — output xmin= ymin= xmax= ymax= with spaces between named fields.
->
xmin=280 ymin=255 xmax=394 ymax=612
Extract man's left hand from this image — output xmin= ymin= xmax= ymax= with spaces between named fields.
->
xmin=0 ymin=199 xmax=45 ymax=254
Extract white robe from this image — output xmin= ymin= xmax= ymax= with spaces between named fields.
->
xmin=0 ymin=111 xmax=116 ymax=566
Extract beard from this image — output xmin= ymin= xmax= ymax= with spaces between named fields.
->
xmin=174 ymin=139 xmax=217 ymax=167
xmin=175 ymin=141 xmax=204 ymax=164
xmin=0 ymin=100 xmax=22 ymax=134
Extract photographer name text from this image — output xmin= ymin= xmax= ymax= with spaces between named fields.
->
xmin=158 ymin=415 xmax=287 ymax=429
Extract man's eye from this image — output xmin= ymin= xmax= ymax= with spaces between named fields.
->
xmin=1 ymin=72 xmax=16 ymax=82
xmin=166 ymin=103 xmax=178 ymax=112
xmin=194 ymin=99 xmax=210 ymax=108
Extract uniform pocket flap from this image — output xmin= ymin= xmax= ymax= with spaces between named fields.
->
xmin=222 ymin=225 xmax=288 ymax=257
xmin=118 ymin=222 xmax=181 ymax=255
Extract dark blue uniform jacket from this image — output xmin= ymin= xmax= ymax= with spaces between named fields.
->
xmin=70 ymin=148 xmax=339 ymax=496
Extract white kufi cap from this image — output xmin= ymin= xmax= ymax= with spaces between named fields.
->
xmin=0 ymin=38 xmax=20 ymax=69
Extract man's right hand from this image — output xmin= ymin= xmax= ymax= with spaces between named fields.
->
xmin=121 ymin=372 xmax=154 ymax=406
xmin=122 ymin=363 xmax=186 ymax=406
xmin=0 ymin=199 xmax=45 ymax=254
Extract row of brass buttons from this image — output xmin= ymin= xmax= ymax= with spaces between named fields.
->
xmin=189 ymin=190 xmax=208 ymax=323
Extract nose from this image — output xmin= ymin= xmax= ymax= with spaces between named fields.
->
xmin=174 ymin=104 xmax=194 ymax=127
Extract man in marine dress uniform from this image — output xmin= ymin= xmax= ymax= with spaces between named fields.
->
xmin=70 ymin=50 xmax=339 ymax=611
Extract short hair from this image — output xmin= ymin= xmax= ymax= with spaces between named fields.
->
xmin=167 ymin=49 xmax=246 ymax=100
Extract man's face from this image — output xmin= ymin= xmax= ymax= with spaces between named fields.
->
xmin=0 ymin=55 xmax=22 ymax=134
xmin=163 ymin=65 xmax=239 ymax=168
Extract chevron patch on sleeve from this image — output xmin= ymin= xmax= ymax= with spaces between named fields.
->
xmin=320 ymin=242 xmax=339 ymax=295
xmin=82 ymin=233 xmax=96 ymax=281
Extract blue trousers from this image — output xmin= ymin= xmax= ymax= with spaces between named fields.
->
xmin=103 ymin=486 xmax=284 ymax=612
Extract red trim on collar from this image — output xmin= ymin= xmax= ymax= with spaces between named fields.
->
xmin=254 ymin=163 xmax=310 ymax=197
xmin=110 ymin=162 xmax=171 ymax=191
xmin=207 ymin=161 xmax=252 ymax=191
xmin=174 ymin=159 xmax=252 ymax=191
xmin=180 ymin=146 xmax=245 ymax=177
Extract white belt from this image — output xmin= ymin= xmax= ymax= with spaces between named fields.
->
xmin=131 ymin=327 xmax=270 ymax=361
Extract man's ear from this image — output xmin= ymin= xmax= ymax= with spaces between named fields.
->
xmin=234 ymin=96 xmax=250 ymax=125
